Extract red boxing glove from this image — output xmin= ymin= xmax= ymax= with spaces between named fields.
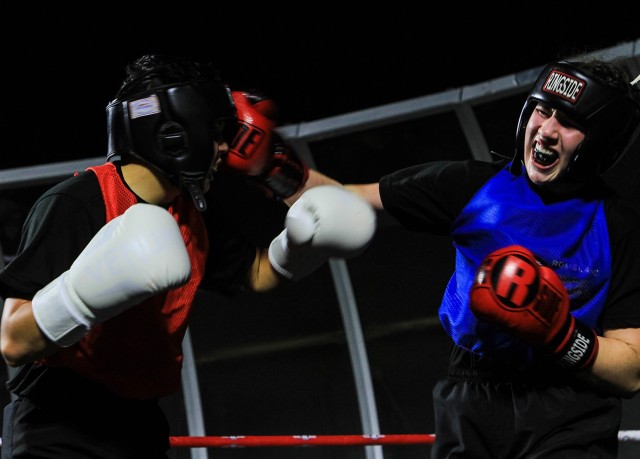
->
xmin=224 ymin=91 xmax=276 ymax=176
xmin=469 ymin=245 xmax=598 ymax=370
xmin=222 ymin=90 xmax=308 ymax=199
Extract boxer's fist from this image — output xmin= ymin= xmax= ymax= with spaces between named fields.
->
xmin=469 ymin=245 xmax=598 ymax=369
xmin=32 ymin=204 xmax=191 ymax=347
xmin=222 ymin=90 xmax=308 ymax=199
xmin=269 ymin=185 xmax=376 ymax=281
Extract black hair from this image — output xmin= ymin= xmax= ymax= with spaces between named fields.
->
xmin=571 ymin=58 xmax=640 ymax=105
xmin=116 ymin=54 xmax=222 ymax=100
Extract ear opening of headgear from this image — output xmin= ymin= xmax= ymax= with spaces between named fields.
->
xmin=106 ymin=77 xmax=237 ymax=212
xmin=511 ymin=60 xmax=640 ymax=181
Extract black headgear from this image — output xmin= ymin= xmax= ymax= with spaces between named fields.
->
xmin=511 ymin=61 xmax=640 ymax=181
xmin=106 ymin=76 xmax=237 ymax=211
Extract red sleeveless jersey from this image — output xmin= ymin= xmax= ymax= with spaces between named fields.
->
xmin=40 ymin=162 xmax=209 ymax=399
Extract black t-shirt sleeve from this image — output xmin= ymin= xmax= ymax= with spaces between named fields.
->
xmin=0 ymin=172 xmax=105 ymax=300
xmin=198 ymin=194 xmax=257 ymax=296
xmin=601 ymin=197 xmax=640 ymax=330
xmin=379 ymin=159 xmax=504 ymax=235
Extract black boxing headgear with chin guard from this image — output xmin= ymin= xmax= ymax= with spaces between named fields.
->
xmin=511 ymin=60 xmax=640 ymax=181
xmin=106 ymin=69 xmax=237 ymax=212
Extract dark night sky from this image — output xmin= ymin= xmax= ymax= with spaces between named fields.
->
xmin=2 ymin=3 xmax=639 ymax=169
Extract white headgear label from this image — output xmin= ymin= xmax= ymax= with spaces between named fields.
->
xmin=542 ymin=70 xmax=586 ymax=104
xmin=129 ymin=94 xmax=161 ymax=119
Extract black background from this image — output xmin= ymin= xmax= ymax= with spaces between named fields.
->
xmin=2 ymin=3 xmax=639 ymax=169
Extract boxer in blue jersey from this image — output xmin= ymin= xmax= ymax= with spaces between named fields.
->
xmin=294 ymin=59 xmax=640 ymax=458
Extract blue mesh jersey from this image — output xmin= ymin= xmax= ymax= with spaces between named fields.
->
xmin=379 ymin=158 xmax=640 ymax=364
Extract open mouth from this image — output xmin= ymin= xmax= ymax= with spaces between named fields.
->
xmin=532 ymin=142 xmax=558 ymax=168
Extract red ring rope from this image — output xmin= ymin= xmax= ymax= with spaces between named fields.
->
xmin=170 ymin=434 xmax=435 ymax=447
xmin=170 ymin=431 xmax=640 ymax=448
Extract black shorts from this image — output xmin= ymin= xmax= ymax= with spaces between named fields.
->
xmin=2 ymin=365 xmax=170 ymax=459
xmin=431 ymin=347 xmax=622 ymax=459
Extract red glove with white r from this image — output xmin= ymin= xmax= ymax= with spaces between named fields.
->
xmin=221 ymin=90 xmax=308 ymax=199
xmin=469 ymin=245 xmax=599 ymax=370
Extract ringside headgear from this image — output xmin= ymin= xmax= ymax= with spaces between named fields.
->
xmin=106 ymin=72 xmax=237 ymax=211
xmin=511 ymin=60 xmax=640 ymax=180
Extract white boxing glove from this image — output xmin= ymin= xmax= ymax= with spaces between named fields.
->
xmin=269 ymin=185 xmax=376 ymax=281
xmin=32 ymin=203 xmax=191 ymax=347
